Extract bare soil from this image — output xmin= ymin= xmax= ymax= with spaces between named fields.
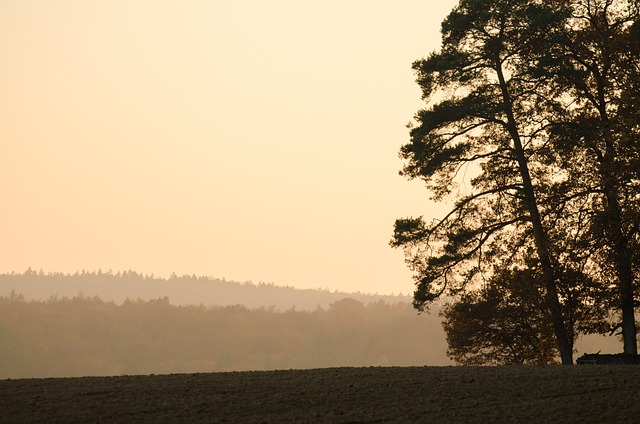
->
xmin=1 ymin=365 xmax=639 ymax=423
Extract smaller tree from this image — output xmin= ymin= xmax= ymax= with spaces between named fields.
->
xmin=441 ymin=260 xmax=609 ymax=365
xmin=442 ymin=270 xmax=557 ymax=365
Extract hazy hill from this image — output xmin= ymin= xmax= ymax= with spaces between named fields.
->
xmin=0 ymin=269 xmax=411 ymax=310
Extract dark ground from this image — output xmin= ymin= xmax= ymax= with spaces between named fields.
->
xmin=1 ymin=365 xmax=639 ymax=423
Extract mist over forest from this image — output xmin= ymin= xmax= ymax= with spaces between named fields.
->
xmin=0 ymin=270 xmax=446 ymax=379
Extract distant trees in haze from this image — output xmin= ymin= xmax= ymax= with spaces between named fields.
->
xmin=393 ymin=0 xmax=640 ymax=364
xmin=0 ymin=293 xmax=448 ymax=379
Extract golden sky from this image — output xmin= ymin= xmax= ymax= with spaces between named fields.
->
xmin=1 ymin=0 xmax=456 ymax=295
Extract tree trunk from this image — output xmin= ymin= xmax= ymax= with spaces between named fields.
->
xmin=586 ymin=8 xmax=638 ymax=354
xmin=603 ymin=172 xmax=638 ymax=355
xmin=496 ymin=61 xmax=574 ymax=364
xmin=594 ymin=77 xmax=637 ymax=354
xmin=511 ymin=142 xmax=574 ymax=365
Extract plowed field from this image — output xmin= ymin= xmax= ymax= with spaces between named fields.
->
xmin=1 ymin=365 xmax=638 ymax=423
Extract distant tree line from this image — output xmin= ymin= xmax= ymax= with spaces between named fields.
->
xmin=0 ymin=293 xmax=448 ymax=379
xmin=0 ymin=269 xmax=410 ymax=311
xmin=393 ymin=0 xmax=640 ymax=364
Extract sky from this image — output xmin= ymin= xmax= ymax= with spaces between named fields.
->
xmin=1 ymin=0 xmax=457 ymax=295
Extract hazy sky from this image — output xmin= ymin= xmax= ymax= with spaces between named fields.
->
xmin=1 ymin=0 xmax=456 ymax=295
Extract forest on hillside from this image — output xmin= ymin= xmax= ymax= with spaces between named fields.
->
xmin=0 ymin=293 xmax=449 ymax=379
xmin=0 ymin=269 xmax=410 ymax=310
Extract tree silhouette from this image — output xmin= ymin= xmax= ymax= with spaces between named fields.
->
xmin=391 ymin=0 xmax=576 ymax=363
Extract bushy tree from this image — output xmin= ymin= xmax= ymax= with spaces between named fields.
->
xmin=442 ymin=258 xmax=609 ymax=365
xmin=442 ymin=269 xmax=557 ymax=365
